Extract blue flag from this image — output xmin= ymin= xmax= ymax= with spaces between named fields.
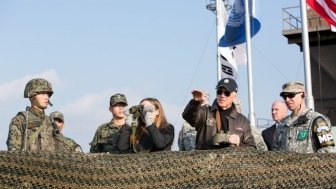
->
xmin=219 ymin=0 xmax=261 ymax=47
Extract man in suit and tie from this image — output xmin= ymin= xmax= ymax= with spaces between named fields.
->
xmin=262 ymin=100 xmax=288 ymax=151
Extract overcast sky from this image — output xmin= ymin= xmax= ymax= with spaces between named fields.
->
xmin=0 ymin=0 xmax=304 ymax=152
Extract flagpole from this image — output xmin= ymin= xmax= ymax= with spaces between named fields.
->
xmin=216 ymin=0 xmax=222 ymax=82
xmin=300 ymin=0 xmax=315 ymax=110
xmin=244 ymin=0 xmax=256 ymax=127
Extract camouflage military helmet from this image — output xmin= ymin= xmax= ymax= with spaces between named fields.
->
xmin=24 ymin=78 xmax=53 ymax=98
xmin=110 ymin=93 xmax=127 ymax=106
xmin=50 ymin=111 xmax=64 ymax=122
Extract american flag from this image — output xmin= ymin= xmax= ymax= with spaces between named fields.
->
xmin=306 ymin=0 xmax=336 ymax=28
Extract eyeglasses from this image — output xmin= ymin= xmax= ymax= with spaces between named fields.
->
xmin=216 ymin=89 xmax=231 ymax=97
xmin=281 ymin=92 xmax=301 ymax=100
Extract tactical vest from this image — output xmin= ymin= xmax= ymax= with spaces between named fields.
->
xmin=277 ymin=110 xmax=334 ymax=153
xmin=90 ymin=123 xmax=121 ymax=153
xmin=19 ymin=111 xmax=55 ymax=152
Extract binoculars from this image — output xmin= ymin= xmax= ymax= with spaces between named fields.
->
xmin=129 ymin=105 xmax=141 ymax=119
xmin=212 ymin=130 xmax=230 ymax=146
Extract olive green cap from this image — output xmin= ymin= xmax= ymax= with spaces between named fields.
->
xmin=110 ymin=93 xmax=127 ymax=106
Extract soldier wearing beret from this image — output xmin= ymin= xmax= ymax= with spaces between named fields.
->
xmin=273 ymin=82 xmax=335 ymax=153
xmin=182 ymin=78 xmax=256 ymax=150
xmin=89 ymin=93 xmax=131 ymax=153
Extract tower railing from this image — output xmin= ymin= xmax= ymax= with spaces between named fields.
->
xmin=282 ymin=6 xmax=302 ymax=31
xmin=282 ymin=6 xmax=330 ymax=33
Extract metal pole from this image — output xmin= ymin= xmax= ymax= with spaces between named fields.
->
xmin=216 ymin=0 xmax=221 ymax=82
xmin=300 ymin=0 xmax=315 ymax=110
xmin=244 ymin=0 xmax=256 ymax=127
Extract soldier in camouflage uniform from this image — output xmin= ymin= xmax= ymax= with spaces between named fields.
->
xmin=178 ymin=122 xmax=197 ymax=151
xmin=273 ymin=82 xmax=335 ymax=153
xmin=89 ymin=93 xmax=131 ymax=153
xmin=6 ymin=78 xmax=58 ymax=152
xmin=50 ymin=111 xmax=82 ymax=152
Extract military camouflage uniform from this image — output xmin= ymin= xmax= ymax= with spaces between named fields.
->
xmin=178 ymin=122 xmax=196 ymax=151
xmin=332 ymin=126 xmax=336 ymax=151
xmin=6 ymin=78 xmax=74 ymax=152
xmin=55 ymin=134 xmax=82 ymax=153
xmin=50 ymin=111 xmax=82 ymax=153
xmin=6 ymin=107 xmax=56 ymax=152
xmin=65 ymin=137 xmax=82 ymax=152
xmin=90 ymin=121 xmax=128 ymax=153
xmin=90 ymin=93 xmax=130 ymax=153
xmin=273 ymin=109 xmax=335 ymax=153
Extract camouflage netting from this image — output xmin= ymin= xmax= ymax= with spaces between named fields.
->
xmin=1 ymin=148 xmax=336 ymax=189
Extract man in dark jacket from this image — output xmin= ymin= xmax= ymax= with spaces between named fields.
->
xmin=261 ymin=100 xmax=288 ymax=151
xmin=182 ymin=78 xmax=256 ymax=150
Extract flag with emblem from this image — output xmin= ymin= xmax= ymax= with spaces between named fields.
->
xmin=218 ymin=0 xmax=261 ymax=48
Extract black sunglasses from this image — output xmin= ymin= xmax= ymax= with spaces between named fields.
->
xmin=216 ymin=89 xmax=231 ymax=97
xmin=281 ymin=92 xmax=301 ymax=100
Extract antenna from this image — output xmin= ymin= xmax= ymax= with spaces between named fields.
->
xmin=206 ymin=0 xmax=232 ymax=13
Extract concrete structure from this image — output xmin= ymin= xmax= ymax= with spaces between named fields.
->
xmin=282 ymin=6 xmax=336 ymax=125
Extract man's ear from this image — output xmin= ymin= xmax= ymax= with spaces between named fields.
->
xmin=232 ymin=91 xmax=237 ymax=99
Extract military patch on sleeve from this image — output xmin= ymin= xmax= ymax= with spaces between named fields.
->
xmin=313 ymin=117 xmax=334 ymax=147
